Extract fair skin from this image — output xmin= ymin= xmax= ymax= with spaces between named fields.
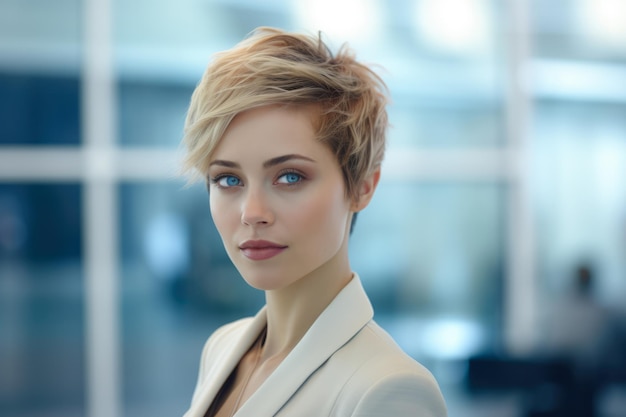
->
xmin=206 ymin=104 xmax=379 ymax=414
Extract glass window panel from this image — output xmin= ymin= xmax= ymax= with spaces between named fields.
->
xmin=532 ymin=0 xmax=626 ymax=61
xmin=533 ymin=101 xmax=626 ymax=305
xmin=119 ymin=181 xmax=264 ymax=416
xmin=0 ymin=0 xmax=81 ymax=46
xmin=0 ymin=183 xmax=84 ymax=417
xmin=0 ymin=1 xmax=81 ymax=146
xmin=389 ymin=100 xmax=505 ymax=148
xmin=383 ymin=0 xmax=506 ymax=147
xmin=351 ymin=182 xmax=506 ymax=361
xmin=0 ymin=74 xmax=81 ymax=145
xmin=117 ymin=81 xmax=194 ymax=147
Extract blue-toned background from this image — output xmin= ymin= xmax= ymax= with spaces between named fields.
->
xmin=1 ymin=1 xmax=625 ymax=416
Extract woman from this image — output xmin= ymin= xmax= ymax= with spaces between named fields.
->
xmin=181 ymin=27 xmax=447 ymax=417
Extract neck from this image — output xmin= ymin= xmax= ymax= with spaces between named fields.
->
xmin=261 ymin=243 xmax=352 ymax=361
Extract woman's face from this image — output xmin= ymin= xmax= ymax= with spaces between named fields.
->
xmin=207 ymin=105 xmax=353 ymax=291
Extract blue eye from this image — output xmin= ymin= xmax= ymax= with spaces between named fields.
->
xmin=215 ymin=175 xmax=241 ymax=187
xmin=277 ymin=172 xmax=302 ymax=185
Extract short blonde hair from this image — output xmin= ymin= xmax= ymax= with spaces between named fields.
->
xmin=182 ymin=27 xmax=389 ymax=200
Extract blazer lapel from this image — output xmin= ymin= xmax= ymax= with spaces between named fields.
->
xmin=185 ymin=309 xmax=268 ymax=417
xmin=235 ymin=275 xmax=374 ymax=417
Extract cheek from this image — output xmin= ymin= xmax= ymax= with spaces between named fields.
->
xmin=287 ymin=187 xmax=350 ymax=240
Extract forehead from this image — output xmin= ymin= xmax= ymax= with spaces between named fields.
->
xmin=210 ymin=105 xmax=327 ymax=161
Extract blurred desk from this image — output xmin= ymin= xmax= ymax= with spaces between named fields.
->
xmin=466 ymin=355 xmax=626 ymax=417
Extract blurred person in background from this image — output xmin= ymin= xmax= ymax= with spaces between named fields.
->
xmin=179 ymin=27 xmax=447 ymax=417
xmin=537 ymin=262 xmax=623 ymax=417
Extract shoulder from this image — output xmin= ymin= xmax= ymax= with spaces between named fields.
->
xmin=350 ymin=373 xmax=447 ymax=417
xmin=349 ymin=369 xmax=447 ymax=417
xmin=332 ymin=321 xmax=447 ymax=417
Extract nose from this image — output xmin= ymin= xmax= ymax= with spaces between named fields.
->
xmin=240 ymin=188 xmax=274 ymax=226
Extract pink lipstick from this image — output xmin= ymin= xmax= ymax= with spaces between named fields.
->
xmin=239 ymin=240 xmax=287 ymax=261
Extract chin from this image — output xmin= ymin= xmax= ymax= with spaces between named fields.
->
xmin=240 ymin=273 xmax=291 ymax=291
xmin=236 ymin=262 xmax=314 ymax=292
xmin=230 ymin=254 xmax=301 ymax=291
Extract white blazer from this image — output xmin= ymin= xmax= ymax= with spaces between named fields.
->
xmin=183 ymin=275 xmax=447 ymax=417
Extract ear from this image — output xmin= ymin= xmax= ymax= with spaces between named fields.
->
xmin=351 ymin=168 xmax=381 ymax=212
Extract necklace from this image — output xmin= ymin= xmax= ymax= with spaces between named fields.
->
xmin=229 ymin=329 xmax=266 ymax=417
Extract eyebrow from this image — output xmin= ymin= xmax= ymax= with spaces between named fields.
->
xmin=208 ymin=154 xmax=316 ymax=169
xmin=263 ymin=154 xmax=315 ymax=168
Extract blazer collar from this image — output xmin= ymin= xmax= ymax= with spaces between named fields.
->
xmin=188 ymin=274 xmax=373 ymax=417
xmin=237 ymin=274 xmax=373 ymax=416
xmin=186 ymin=308 xmax=268 ymax=417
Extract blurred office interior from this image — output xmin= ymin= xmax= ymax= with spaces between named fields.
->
xmin=1 ymin=0 xmax=625 ymax=416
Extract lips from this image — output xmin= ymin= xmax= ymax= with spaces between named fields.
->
xmin=239 ymin=240 xmax=287 ymax=261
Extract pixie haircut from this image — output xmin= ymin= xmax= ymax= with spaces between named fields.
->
xmin=182 ymin=27 xmax=389 ymax=201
